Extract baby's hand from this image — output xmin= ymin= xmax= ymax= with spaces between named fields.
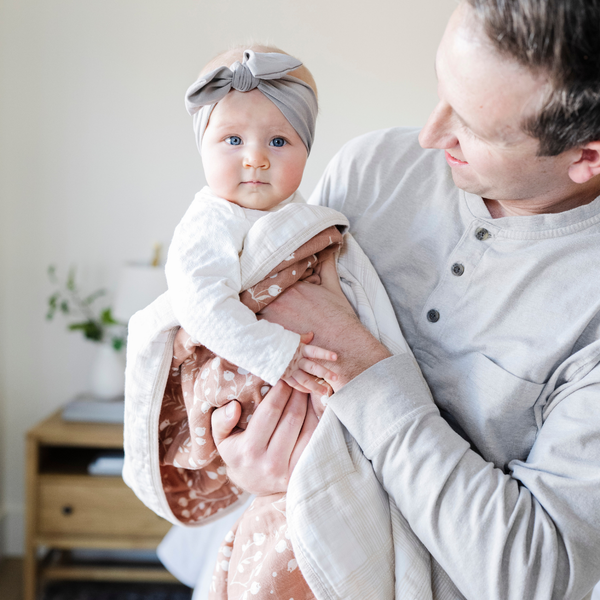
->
xmin=282 ymin=332 xmax=338 ymax=395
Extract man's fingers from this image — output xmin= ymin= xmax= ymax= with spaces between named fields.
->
xmin=268 ymin=388 xmax=310 ymax=465
xmin=289 ymin=397 xmax=319 ymax=474
xmin=318 ymin=254 xmax=346 ymax=298
xmin=303 ymin=273 xmax=321 ymax=284
xmin=212 ymin=401 xmax=242 ymax=448
xmin=243 ymin=381 xmax=294 ymax=448
xmin=283 ymin=375 xmax=313 ymax=394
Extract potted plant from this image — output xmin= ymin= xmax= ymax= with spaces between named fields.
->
xmin=46 ymin=265 xmax=127 ymax=399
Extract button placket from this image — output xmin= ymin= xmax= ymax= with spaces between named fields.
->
xmin=421 ymin=221 xmax=496 ymax=339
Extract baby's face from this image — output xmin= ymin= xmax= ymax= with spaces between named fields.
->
xmin=201 ymin=89 xmax=308 ymax=210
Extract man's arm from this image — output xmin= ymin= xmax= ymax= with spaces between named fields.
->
xmin=215 ymin=263 xmax=600 ymax=599
xmin=326 ymin=354 xmax=600 ymax=600
xmin=278 ymin=263 xmax=599 ymax=599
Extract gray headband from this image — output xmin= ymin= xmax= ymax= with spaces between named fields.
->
xmin=185 ymin=50 xmax=318 ymax=155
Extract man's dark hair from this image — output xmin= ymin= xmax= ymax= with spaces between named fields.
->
xmin=466 ymin=0 xmax=600 ymax=156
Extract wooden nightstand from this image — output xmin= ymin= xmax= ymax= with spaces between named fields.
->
xmin=24 ymin=410 xmax=174 ymax=600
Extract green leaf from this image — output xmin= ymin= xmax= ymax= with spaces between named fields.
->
xmin=48 ymin=293 xmax=59 ymax=309
xmin=69 ymin=320 xmax=103 ymax=342
xmin=66 ymin=267 xmax=76 ymax=292
xmin=111 ymin=336 xmax=125 ymax=352
xmin=47 ymin=265 xmax=57 ymax=283
xmin=82 ymin=289 xmax=106 ymax=306
xmin=60 ymin=300 xmax=70 ymax=314
xmin=100 ymin=308 xmax=118 ymax=326
xmin=47 ymin=293 xmax=60 ymax=320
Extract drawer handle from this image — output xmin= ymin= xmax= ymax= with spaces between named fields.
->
xmin=61 ymin=505 xmax=74 ymax=516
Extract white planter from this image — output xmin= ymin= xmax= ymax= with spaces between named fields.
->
xmin=89 ymin=343 xmax=125 ymax=400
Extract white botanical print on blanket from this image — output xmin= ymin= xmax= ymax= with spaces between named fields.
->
xmin=158 ymin=227 xmax=343 ymax=527
xmin=209 ymin=495 xmax=314 ymax=600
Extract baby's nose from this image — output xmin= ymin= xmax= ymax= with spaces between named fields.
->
xmin=243 ymin=148 xmax=269 ymax=169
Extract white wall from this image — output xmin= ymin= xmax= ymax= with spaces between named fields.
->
xmin=0 ymin=0 xmax=454 ymax=555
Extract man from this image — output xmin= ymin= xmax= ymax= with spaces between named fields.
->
xmin=212 ymin=0 xmax=600 ymax=597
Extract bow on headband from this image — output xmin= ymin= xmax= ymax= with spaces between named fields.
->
xmin=185 ymin=50 xmax=318 ymax=155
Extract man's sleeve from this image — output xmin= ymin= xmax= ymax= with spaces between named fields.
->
xmin=327 ymin=354 xmax=600 ymax=600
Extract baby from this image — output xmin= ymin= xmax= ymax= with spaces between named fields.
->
xmin=163 ymin=46 xmax=347 ymax=599
xmin=166 ymin=46 xmax=338 ymax=399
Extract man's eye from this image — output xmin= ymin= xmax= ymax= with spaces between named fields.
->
xmin=270 ymin=137 xmax=286 ymax=147
xmin=225 ymin=136 xmax=242 ymax=146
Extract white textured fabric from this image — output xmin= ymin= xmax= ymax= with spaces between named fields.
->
xmin=313 ymin=127 xmax=600 ymax=600
xmin=165 ymin=187 xmax=338 ymax=386
xmin=123 ymin=199 xmax=455 ymax=598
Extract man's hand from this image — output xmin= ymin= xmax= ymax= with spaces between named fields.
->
xmin=211 ymin=255 xmax=390 ymax=495
xmin=212 ymin=381 xmax=318 ymax=495
xmin=261 ymin=255 xmax=391 ymax=391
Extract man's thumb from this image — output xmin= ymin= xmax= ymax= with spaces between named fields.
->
xmin=212 ymin=401 xmax=241 ymax=447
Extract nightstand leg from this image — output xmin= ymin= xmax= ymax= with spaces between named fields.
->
xmin=23 ymin=541 xmax=38 ymax=600
xmin=24 ymin=435 xmax=39 ymax=600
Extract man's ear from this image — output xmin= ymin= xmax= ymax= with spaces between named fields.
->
xmin=568 ymin=141 xmax=600 ymax=184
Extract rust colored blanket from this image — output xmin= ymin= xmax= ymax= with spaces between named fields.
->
xmin=157 ymin=225 xmax=343 ymax=525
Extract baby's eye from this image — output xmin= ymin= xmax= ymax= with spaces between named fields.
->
xmin=225 ymin=136 xmax=242 ymax=146
xmin=270 ymin=137 xmax=287 ymax=147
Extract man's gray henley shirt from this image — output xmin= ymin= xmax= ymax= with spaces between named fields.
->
xmin=311 ymin=127 xmax=600 ymax=600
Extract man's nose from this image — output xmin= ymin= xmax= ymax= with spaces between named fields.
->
xmin=243 ymin=147 xmax=269 ymax=169
xmin=419 ymin=100 xmax=458 ymax=150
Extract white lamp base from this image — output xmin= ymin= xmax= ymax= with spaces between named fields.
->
xmin=89 ymin=343 xmax=125 ymax=401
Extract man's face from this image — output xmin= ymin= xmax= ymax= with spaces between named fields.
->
xmin=201 ymin=89 xmax=307 ymax=211
xmin=418 ymin=3 xmax=576 ymax=208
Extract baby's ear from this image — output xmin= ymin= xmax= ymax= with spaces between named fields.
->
xmin=568 ymin=142 xmax=600 ymax=184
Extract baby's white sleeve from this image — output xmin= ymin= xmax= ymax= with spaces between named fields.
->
xmin=165 ymin=197 xmax=300 ymax=386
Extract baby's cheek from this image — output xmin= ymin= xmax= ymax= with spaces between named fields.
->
xmin=203 ymin=159 xmax=238 ymax=199
xmin=278 ymin=161 xmax=305 ymax=194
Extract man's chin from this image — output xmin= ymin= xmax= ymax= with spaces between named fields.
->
xmin=450 ymin=172 xmax=486 ymax=198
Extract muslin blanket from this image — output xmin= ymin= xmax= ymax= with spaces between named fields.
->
xmin=123 ymin=200 xmax=459 ymax=599
xmin=159 ymin=227 xmax=341 ymax=599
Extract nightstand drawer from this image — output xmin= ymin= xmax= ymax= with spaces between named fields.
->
xmin=39 ymin=475 xmax=170 ymax=537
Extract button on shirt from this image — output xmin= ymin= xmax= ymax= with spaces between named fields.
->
xmin=450 ymin=263 xmax=464 ymax=276
xmin=310 ymin=127 xmax=600 ymax=599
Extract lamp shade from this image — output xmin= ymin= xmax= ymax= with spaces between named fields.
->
xmin=113 ymin=262 xmax=167 ymax=323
